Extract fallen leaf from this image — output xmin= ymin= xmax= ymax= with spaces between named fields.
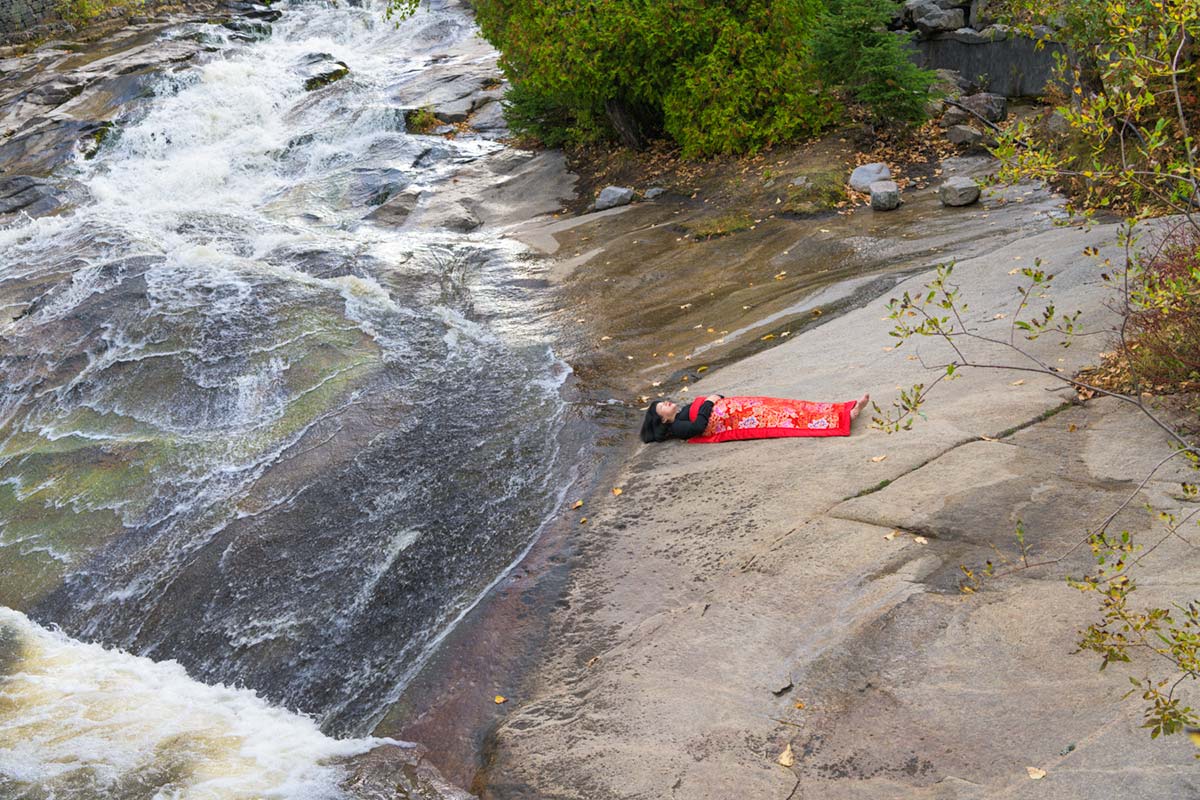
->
xmin=1026 ymin=767 xmax=1046 ymax=780
xmin=697 ymin=366 xmax=709 ymax=373
xmin=761 ymin=334 xmax=776 ymax=341
xmin=612 ymin=487 xmax=623 ymax=497
xmin=870 ymin=455 xmax=887 ymax=463
xmin=884 ymin=530 xmax=900 ymax=541
xmin=600 ymin=335 xmax=612 ymax=341
xmin=777 ymin=744 xmax=795 ymax=768
xmin=571 ymin=500 xmax=584 ymax=510
xmin=494 ymin=695 xmax=507 ymax=704
xmin=680 ymin=304 xmax=692 ymax=310
xmin=1011 ymin=379 xmax=1025 ymax=386
xmin=587 ymin=657 xmax=599 ymax=668
xmin=794 ymin=701 xmax=806 ymax=710
xmin=913 ymin=536 xmax=929 ymax=545
xmin=579 ymin=517 xmax=588 ymax=524
xmin=993 ymin=313 xmax=1007 ymax=319
xmin=1068 ymin=423 xmax=1078 ymax=432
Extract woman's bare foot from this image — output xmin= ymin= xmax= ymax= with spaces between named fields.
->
xmin=849 ymin=393 xmax=870 ymax=422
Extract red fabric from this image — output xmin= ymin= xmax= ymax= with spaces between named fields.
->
xmin=686 ymin=396 xmax=855 ymax=443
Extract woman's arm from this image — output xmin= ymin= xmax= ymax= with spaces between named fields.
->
xmin=668 ymin=399 xmax=714 ymax=439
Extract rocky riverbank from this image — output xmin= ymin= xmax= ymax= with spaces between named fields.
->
xmin=446 ymin=157 xmax=1200 ymax=797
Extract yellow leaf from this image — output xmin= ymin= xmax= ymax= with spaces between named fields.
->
xmin=913 ymin=536 xmax=928 ymax=545
xmin=761 ymin=334 xmax=776 ymax=341
xmin=697 ymin=366 xmax=709 ymax=373
xmin=1026 ymin=767 xmax=1046 ymax=780
xmin=1186 ymin=727 xmax=1200 ymax=747
xmin=1011 ymin=379 xmax=1025 ymax=386
xmin=870 ymin=455 xmax=887 ymax=463
xmin=612 ymin=487 xmax=623 ymax=497
xmin=1068 ymin=424 xmax=1077 ymax=433
xmin=579 ymin=517 xmax=588 ymax=524
xmin=884 ymin=530 xmax=900 ymax=541
xmin=794 ymin=701 xmax=805 ymax=710
xmin=777 ymin=743 xmax=795 ymax=768
xmin=494 ymin=695 xmax=507 ymax=704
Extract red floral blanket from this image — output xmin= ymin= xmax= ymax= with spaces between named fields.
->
xmin=687 ymin=395 xmax=854 ymax=443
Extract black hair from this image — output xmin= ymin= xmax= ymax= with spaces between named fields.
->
xmin=640 ymin=400 xmax=669 ymax=443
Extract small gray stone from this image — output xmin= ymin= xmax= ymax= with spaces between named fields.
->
xmin=790 ymin=175 xmax=812 ymax=189
xmin=946 ymin=125 xmax=984 ymax=146
xmin=869 ymin=180 xmax=902 ymax=211
xmin=595 ymin=185 xmax=634 ymax=211
xmin=644 ymin=187 xmax=666 ymax=200
xmin=849 ymin=162 xmax=891 ymax=193
xmin=431 ymin=125 xmax=456 ymax=135
xmin=940 ymin=176 xmax=981 ymax=206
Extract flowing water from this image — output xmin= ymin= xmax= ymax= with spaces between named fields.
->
xmin=0 ymin=0 xmax=579 ymax=793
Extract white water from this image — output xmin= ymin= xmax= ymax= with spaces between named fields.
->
xmin=0 ymin=608 xmax=394 ymax=799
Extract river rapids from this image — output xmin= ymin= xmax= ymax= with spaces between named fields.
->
xmin=0 ymin=0 xmax=578 ymax=795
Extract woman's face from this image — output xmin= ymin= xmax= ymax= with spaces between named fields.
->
xmin=656 ymin=400 xmax=678 ymax=421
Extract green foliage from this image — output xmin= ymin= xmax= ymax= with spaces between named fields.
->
xmin=810 ymin=0 xmax=936 ymax=125
xmin=404 ymin=106 xmax=440 ymax=135
xmin=456 ymin=0 xmax=839 ymax=156
xmin=1127 ymin=228 xmax=1200 ymax=387
xmin=992 ymin=1 xmax=1200 ymax=217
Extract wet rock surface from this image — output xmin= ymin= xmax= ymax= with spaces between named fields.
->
xmin=479 ymin=210 xmax=1200 ymax=799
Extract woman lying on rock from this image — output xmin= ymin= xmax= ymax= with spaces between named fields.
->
xmin=640 ymin=392 xmax=870 ymax=444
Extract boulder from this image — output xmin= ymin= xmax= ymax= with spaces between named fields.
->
xmin=940 ymin=104 xmax=968 ymax=127
xmin=910 ymin=1 xmax=966 ymax=36
xmin=939 ymin=176 xmax=981 ymax=206
xmin=946 ymin=124 xmax=984 ymax=146
xmin=961 ymin=91 xmax=1007 ymax=122
xmin=849 ymin=162 xmax=891 ymax=193
xmin=297 ymin=53 xmax=349 ymax=92
xmin=644 ymin=187 xmax=666 ymax=200
xmin=869 ymin=180 xmax=901 ymax=211
xmin=595 ymin=185 xmax=634 ymax=211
